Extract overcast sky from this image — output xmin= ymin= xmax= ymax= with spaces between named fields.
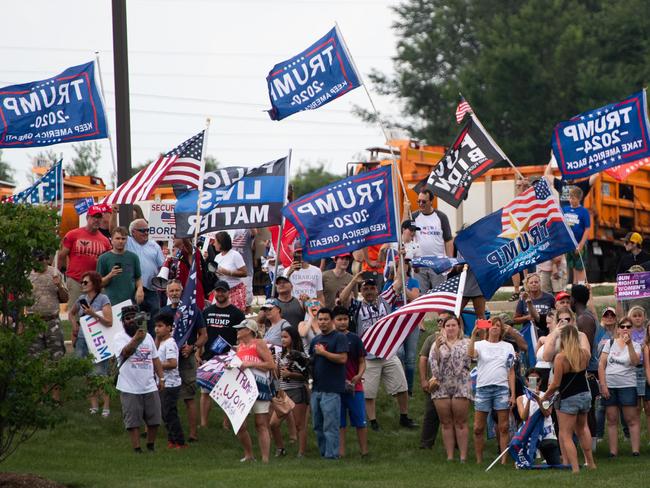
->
xmin=1 ymin=0 xmax=403 ymax=189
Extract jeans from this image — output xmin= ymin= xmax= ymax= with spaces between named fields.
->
xmin=311 ymin=391 xmax=341 ymax=459
xmin=160 ymin=386 xmax=185 ymax=445
xmin=420 ymin=396 xmax=440 ymax=448
xmin=140 ymin=288 xmax=161 ymax=336
xmin=397 ymin=328 xmax=420 ymax=394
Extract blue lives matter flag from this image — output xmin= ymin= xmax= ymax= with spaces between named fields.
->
xmin=174 ymin=157 xmax=287 ymax=237
xmin=0 ymin=62 xmax=108 ymax=148
xmin=455 ymin=179 xmax=577 ymax=299
xmin=282 ymin=166 xmax=398 ymax=260
xmin=551 ymin=90 xmax=650 ymax=179
xmin=173 ymin=252 xmax=204 ymax=347
xmin=266 ymin=26 xmax=361 ymax=121
xmin=10 ymin=160 xmax=63 ymax=204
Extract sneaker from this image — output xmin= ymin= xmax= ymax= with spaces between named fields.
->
xmin=399 ymin=416 xmax=418 ymax=429
xmin=275 ymin=448 xmax=287 ymax=457
xmin=89 ymin=407 xmax=98 ymax=415
xmin=240 ymin=457 xmax=256 ymax=463
xmin=508 ymin=292 xmax=520 ymax=302
xmin=176 ymin=443 xmax=189 ymax=450
xmin=167 ymin=441 xmax=176 ymax=449
xmin=101 ymin=409 xmax=110 ymax=418
xmin=369 ymin=419 xmax=380 ymax=432
xmin=632 ymin=452 xmax=640 ymax=457
xmin=133 ymin=447 xmax=143 ymax=454
xmin=188 ymin=437 xmax=198 ymax=443
xmin=146 ymin=443 xmax=155 ymax=452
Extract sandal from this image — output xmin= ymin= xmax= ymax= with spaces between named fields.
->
xmin=275 ymin=448 xmax=287 ymax=457
xmin=508 ymin=292 xmax=520 ymax=302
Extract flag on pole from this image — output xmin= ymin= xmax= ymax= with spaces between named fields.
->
xmin=411 ymin=255 xmax=465 ymax=274
xmin=173 ymin=249 xmax=205 ymax=347
xmin=520 ymin=320 xmax=538 ymax=369
xmin=455 ymin=97 xmax=473 ymax=124
xmin=269 ymin=221 xmax=299 ymax=268
xmin=103 ymin=131 xmax=204 ymax=205
xmin=605 ymin=156 xmax=650 ymax=181
xmin=9 ymin=160 xmax=63 ymax=204
xmin=361 ymin=270 xmax=466 ymax=359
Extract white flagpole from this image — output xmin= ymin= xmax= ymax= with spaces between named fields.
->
xmin=271 ymin=149 xmax=292 ymax=297
xmin=335 ymin=22 xmax=412 ymax=218
xmin=192 ymin=119 xmax=211 ymax=249
xmin=391 ymin=161 xmax=408 ymax=305
xmin=453 ymin=266 xmax=468 ymax=317
xmin=94 ymin=52 xmax=118 ymax=189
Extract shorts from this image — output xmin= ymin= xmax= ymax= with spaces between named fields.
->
xmin=474 ymin=385 xmax=510 ymax=412
xmin=340 ymin=391 xmax=366 ymax=428
xmin=229 ymin=282 xmax=247 ymax=312
xmin=566 ymin=247 xmax=586 ymax=271
xmin=285 ymin=385 xmax=309 ymax=405
xmin=66 ymin=276 xmax=82 ymax=311
xmin=74 ymin=333 xmax=110 ymax=376
xmin=645 ymin=383 xmax=650 ymax=402
xmin=251 ymin=400 xmax=270 ymax=415
xmin=635 ymin=368 xmax=646 ymax=397
xmin=363 ymin=356 xmax=408 ymax=399
xmin=556 ymin=391 xmax=591 ymax=415
xmin=178 ymin=353 xmax=198 ymax=401
xmin=29 ymin=318 xmax=65 ymax=361
xmin=602 ymin=386 xmax=638 ymax=407
xmin=120 ymin=391 xmax=162 ymax=429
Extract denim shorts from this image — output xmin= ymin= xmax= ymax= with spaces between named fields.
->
xmin=602 ymin=386 xmax=638 ymax=407
xmin=557 ymin=391 xmax=591 ymax=415
xmin=635 ymin=368 xmax=646 ymax=396
xmin=474 ymin=385 xmax=510 ymax=412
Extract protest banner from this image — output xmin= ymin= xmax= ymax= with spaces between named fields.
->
xmin=74 ymin=197 xmax=95 ymax=215
xmin=147 ymin=202 xmax=176 ymax=240
xmin=415 ymin=115 xmax=507 ymax=207
xmin=616 ymin=271 xmax=650 ymax=301
xmin=455 ymin=179 xmax=576 ymax=298
xmin=266 ymin=26 xmax=361 ymax=121
xmin=0 ymin=62 xmax=108 ymax=148
xmin=551 ymin=90 xmax=650 ymax=179
xmin=282 ymin=166 xmax=398 ymax=260
xmin=80 ymin=300 xmax=130 ymax=364
xmin=210 ymin=366 xmax=258 ymax=433
xmin=174 ymin=157 xmax=288 ymax=237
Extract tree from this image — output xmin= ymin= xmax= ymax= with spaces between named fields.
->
xmin=0 ymin=204 xmax=90 ymax=463
xmin=366 ymin=0 xmax=650 ymax=164
xmin=66 ymin=142 xmax=101 ymax=176
xmin=291 ymin=161 xmax=343 ymax=198
xmin=0 ymin=150 xmax=15 ymax=184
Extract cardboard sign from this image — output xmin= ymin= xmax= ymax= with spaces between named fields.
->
xmin=209 ymin=366 xmax=258 ymax=433
xmin=80 ymin=300 xmax=131 ymax=363
xmin=616 ymin=271 xmax=650 ymax=301
xmin=147 ymin=202 xmax=176 ymax=240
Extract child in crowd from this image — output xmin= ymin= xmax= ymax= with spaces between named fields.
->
xmin=561 ymin=186 xmax=590 ymax=284
xmin=155 ymin=313 xmax=186 ymax=449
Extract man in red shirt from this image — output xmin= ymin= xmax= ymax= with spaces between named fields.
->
xmin=58 ymin=205 xmax=111 ymax=309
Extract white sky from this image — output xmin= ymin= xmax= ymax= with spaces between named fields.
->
xmin=1 ymin=0 xmax=403 ymax=189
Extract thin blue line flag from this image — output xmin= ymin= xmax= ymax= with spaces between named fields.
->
xmin=9 ymin=160 xmax=62 ymax=204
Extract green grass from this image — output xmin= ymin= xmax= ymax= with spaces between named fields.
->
xmin=3 ymin=327 xmax=647 ymax=487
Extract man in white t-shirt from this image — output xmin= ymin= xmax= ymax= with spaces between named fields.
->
xmin=114 ymin=305 xmax=165 ymax=454
xmin=285 ymin=254 xmax=325 ymax=304
xmin=412 ymin=189 xmax=453 ymax=290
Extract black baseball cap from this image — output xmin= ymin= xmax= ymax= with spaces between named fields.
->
xmin=121 ymin=305 xmax=139 ymax=319
xmin=361 ymin=279 xmax=377 ymax=287
xmin=275 ymin=275 xmax=290 ymax=284
xmin=401 ymin=219 xmax=421 ymax=231
xmin=213 ymin=280 xmax=230 ymax=291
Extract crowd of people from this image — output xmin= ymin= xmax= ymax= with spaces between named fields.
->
xmin=24 ymin=174 xmax=650 ymax=471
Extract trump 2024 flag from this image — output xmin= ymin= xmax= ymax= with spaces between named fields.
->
xmin=455 ymin=179 xmax=577 ymax=299
xmin=266 ymin=26 xmax=361 ymax=121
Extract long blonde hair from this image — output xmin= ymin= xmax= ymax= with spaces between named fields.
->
xmin=560 ymin=325 xmax=582 ymax=371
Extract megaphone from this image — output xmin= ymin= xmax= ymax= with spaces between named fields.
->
xmin=152 ymin=261 xmax=171 ymax=290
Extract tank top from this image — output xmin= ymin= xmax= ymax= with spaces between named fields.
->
xmin=559 ymin=369 xmax=589 ymax=399
xmin=236 ymin=341 xmax=272 ymax=401
xmin=535 ymin=344 xmax=552 ymax=369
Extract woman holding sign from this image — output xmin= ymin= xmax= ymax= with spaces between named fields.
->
xmin=69 ymin=271 xmax=113 ymax=417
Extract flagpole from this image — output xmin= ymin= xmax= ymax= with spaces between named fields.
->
xmin=94 ymin=52 xmax=119 ymax=189
xmin=335 ymin=22 xmax=412 ymax=219
xmin=469 ymin=113 xmax=524 ymax=180
xmin=391 ymin=161 xmax=408 ymax=306
xmin=192 ymin=119 xmax=211 ymax=249
xmin=271 ymin=149 xmax=292 ymax=297
xmin=454 ymin=267 xmax=468 ymax=316
xmin=53 ymin=161 xmax=64 ymax=271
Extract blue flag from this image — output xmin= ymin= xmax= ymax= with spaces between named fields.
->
xmin=412 ymin=255 xmax=465 ymax=274
xmin=520 ymin=321 xmax=538 ymax=369
xmin=74 ymin=197 xmax=95 ymax=215
xmin=172 ymin=254 xmax=204 ymax=347
xmin=10 ymin=161 xmax=62 ymax=204
xmin=455 ymin=179 xmax=576 ymax=299
xmin=551 ymin=90 xmax=650 ymax=179
xmin=282 ymin=166 xmax=398 ymax=260
xmin=0 ymin=62 xmax=108 ymax=148
xmin=266 ymin=26 xmax=361 ymax=121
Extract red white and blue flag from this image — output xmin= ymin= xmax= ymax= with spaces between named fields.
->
xmin=173 ymin=249 xmax=205 ymax=347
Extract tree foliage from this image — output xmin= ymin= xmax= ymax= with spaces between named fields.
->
xmin=0 ymin=204 xmax=91 ymax=463
xmin=291 ymin=162 xmax=343 ymax=198
xmin=0 ymin=150 xmax=15 ymax=184
xmin=66 ymin=142 xmax=102 ymax=176
xmin=366 ymin=0 xmax=650 ymax=164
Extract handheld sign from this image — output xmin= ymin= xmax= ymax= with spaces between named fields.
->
xmin=210 ymin=367 xmax=258 ymax=433
xmin=616 ymin=271 xmax=650 ymax=301
xmin=0 ymin=62 xmax=108 ymax=148
xmin=80 ymin=300 xmax=131 ymax=364
xmin=551 ymin=90 xmax=650 ymax=179
xmin=147 ymin=202 xmax=176 ymax=240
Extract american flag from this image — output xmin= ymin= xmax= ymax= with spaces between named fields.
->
xmin=103 ymin=131 xmax=204 ymax=204
xmin=501 ymin=178 xmax=564 ymax=229
xmin=9 ymin=160 xmax=62 ymax=205
xmin=455 ymin=97 xmax=473 ymax=124
xmin=361 ymin=270 xmax=466 ymax=359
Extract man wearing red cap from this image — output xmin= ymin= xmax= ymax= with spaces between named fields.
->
xmin=58 ymin=205 xmax=111 ymax=310
xmin=555 ymin=291 xmax=571 ymax=313
xmin=322 ymin=254 xmax=353 ymax=309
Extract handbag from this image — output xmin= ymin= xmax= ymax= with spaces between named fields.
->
xmin=271 ymin=389 xmax=295 ymax=417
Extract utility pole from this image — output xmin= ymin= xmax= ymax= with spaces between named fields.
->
xmin=112 ymin=0 xmax=133 ymax=227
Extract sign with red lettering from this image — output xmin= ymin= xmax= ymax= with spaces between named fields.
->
xmin=209 ymin=366 xmax=258 ymax=433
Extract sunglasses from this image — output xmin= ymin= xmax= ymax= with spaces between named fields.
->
xmin=81 ymin=280 xmax=90 ymax=285
xmin=558 ymin=317 xmax=570 ymax=323
xmin=417 ymin=200 xmax=429 ymax=204
xmin=618 ymin=325 xmax=632 ymax=329
xmin=134 ymin=228 xmax=150 ymax=233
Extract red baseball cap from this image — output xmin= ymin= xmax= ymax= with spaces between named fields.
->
xmin=87 ymin=205 xmax=105 ymax=217
xmin=334 ymin=253 xmax=352 ymax=260
xmin=555 ymin=291 xmax=570 ymax=302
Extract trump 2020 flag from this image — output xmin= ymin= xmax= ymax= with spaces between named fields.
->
xmin=10 ymin=160 xmax=63 ymax=204
xmin=0 ymin=62 xmax=108 ymax=148
xmin=266 ymin=26 xmax=361 ymax=121
xmin=282 ymin=166 xmax=398 ymax=260
xmin=455 ymin=179 xmax=577 ymax=299
xmin=414 ymin=115 xmax=507 ymax=208
xmin=174 ymin=157 xmax=288 ymax=237
xmin=552 ymin=90 xmax=650 ymax=179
